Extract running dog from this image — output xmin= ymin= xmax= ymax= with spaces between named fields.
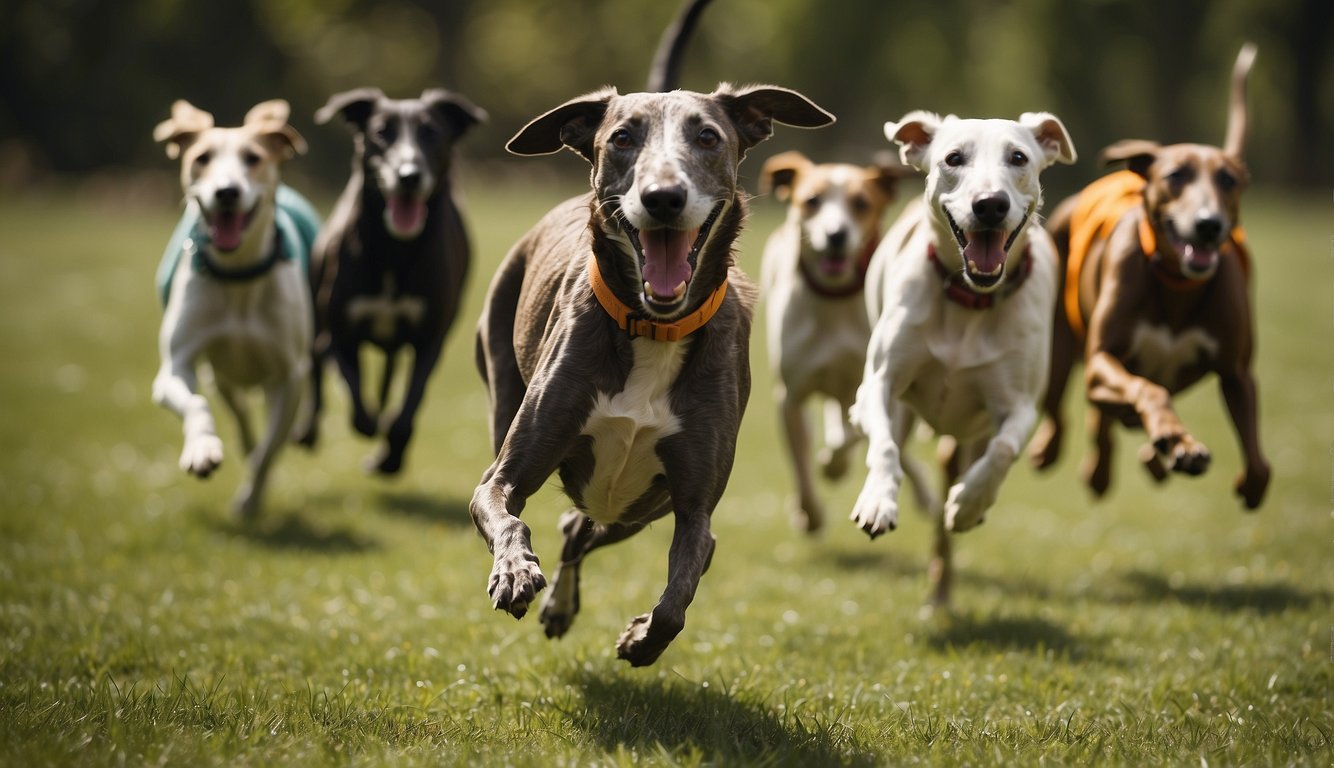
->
xmin=152 ymin=99 xmax=318 ymax=519
xmin=1030 ymin=44 xmax=1268 ymax=510
xmin=850 ymin=111 xmax=1076 ymax=605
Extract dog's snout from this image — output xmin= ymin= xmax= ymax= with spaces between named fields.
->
xmin=214 ymin=185 xmax=241 ymax=208
xmin=826 ymin=228 xmax=849 ymax=250
xmin=397 ymin=165 xmax=422 ymax=191
xmin=972 ymin=193 xmax=1010 ymax=227
xmin=641 ymin=183 xmax=687 ymax=223
xmin=1194 ymin=213 xmax=1224 ymax=243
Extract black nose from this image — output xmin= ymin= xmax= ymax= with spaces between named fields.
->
xmin=826 ymin=228 xmax=849 ymax=249
xmin=398 ymin=167 xmax=422 ymax=190
xmin=972 ymin=193 xmax=1010 ymax=227
xmin=215 ymin=185 xmax=240 ymax=207
xmin=641 ymin=183 xmax=687 ymax=222
xmin=1194 ymin=214 xmax=1224 ymax=243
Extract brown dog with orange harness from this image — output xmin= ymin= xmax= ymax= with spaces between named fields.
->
xmin=1031 ymin=43 xmax=1269 ymax=510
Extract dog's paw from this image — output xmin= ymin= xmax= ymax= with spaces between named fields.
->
xmin=488 ymin=550 xmax=546 ymax=619
xmin=791 ymin=495 xmax=825 ymax=535
xmin=850 ymin=478 xmax=899 ymax=539
xmin=818 ymin=445 xmax=851 ymax=481
xmin=615 ymin=611 xmax=682 ymax=667
xmin=1155 ymin=433 xmax=1211 ymax=475
xmin=362 ymin=443 xmax=404 ymax=476
xmin=180 ymin=434 xmax=224 ymax=478
xmin=944 ymin=481 xmax=992 ymax=532
xmin=351 ymin=409 xmax=378 ymax=438
xmin=538 ymin=570 xmax=580 ymax=639
xmin=231 ymin=486 xmax=261 ymax=522
xmin=1028 ymin=418 xmax=1063 ymax=471
xmin=1080 ymin=453 xmax=1112 ymax=497
xmin=1236 ymin=462 xmax=1270 ymax=510
xmin=292 ymin=422 xmax=318 ymax=449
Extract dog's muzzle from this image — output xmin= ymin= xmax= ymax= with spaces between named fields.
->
xmin=619 ymin=200 xmax=725 ymax=314
xmin=944 ymin=202 xmax=1033 ymax=291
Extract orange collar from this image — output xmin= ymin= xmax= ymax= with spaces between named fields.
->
xmin=588 ymin=256 xmax=728 ymax=342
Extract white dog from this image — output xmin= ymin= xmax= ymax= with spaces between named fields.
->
xmin=759 ymin=151 xmax=908 ymax=533
xmin=152 ymin=100 xmax=318 ymax=519
xmin=849 ymin=110 xmax=1076 ymax=605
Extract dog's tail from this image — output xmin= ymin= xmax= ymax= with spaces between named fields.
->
xmin=1222 ymin=42 xmax=1257 ymax=160
xmin=645 ymin=0 xmax=715 ymax=92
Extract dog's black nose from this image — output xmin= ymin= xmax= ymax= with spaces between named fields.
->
xmin=398 ymin=167 xmax=422 ymax=191
xmin=1194 ymin=214 xmax=1224 ymax=243
xmin=972 ymin=193 xmax=1010 ymax=227
xmin=641 ymin=184 xmax=687 ymax=222
xmin=215 ymin=185 xmax=240 ymax=207
xmin=826 ymin=228 xmax=849 ymax=249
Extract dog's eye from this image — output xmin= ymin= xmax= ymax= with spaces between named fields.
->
xmin=803 ymin=195 xmax=821 ymax=212
xmin=696 ymin=127 xmax=721 ymax=149
xmin=195 ymin=151 xmax=212 ymax=167
xmin=944 ymin=151 xmax=964 ymax=168
xmin=1009 ymin=150 xmax=1029 ymax=167
xmin=417 ymin=123 xmax=439 ymax=144
xmin=852 ymin=194 xmax=870 ymax=213
xmin=1166 ymin=167 xmax=1191 ymax=186
xmin=1215 ymin=170 xmax=1237 ymax=191
xmin=375 ymin=124 xmax=397 ymax=144
xmin=610 ymin=128 xmax=635 ymax=150
xmin=242 ymin=150 xmax=262 ymax=168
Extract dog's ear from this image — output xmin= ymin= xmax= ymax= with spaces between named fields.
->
xmin=759 ymin=151 xmax=811 ymax=201
xmin=245 ymin=99 xmax=307 ymax=158
xmin=315 ymin=88 xmax=385 ymax=129
xmin=714 ymin=84 xmax=835 ymax=157
xmin=1019 ymin=112 xmax=1077 ymax=168
xmin=153 ymin=100 xmax=215 ymax=159
xmin=865 ymin=161 xmax=916 ymax=198
xmin=885 ymin=111 xmax=941 ymax=172
xmin=1099 ymin=139 xmax=1161 ymax=178
xmin=421 ymin=89 xmax=488 ymax=139
xmin=506 ymin=87 xmax=616 ymax=162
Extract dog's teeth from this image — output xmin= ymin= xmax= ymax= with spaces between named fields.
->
xmin=673 ymin=281 xmax=686 ymax=300
xmin=644 ymin=281 xmax=653 ymax=296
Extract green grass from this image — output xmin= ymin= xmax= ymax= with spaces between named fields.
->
xmin=0 ymin=181 xmax=1329 ymax=767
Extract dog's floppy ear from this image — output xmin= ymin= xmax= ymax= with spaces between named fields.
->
xmin=1019 ymin=112 xmax=1077 ymax=168
xmin=885 ymin=111 xmax=941 ymax=172
xmin=715 ymin=84 xmax=835 ymax=158
xmin=245 ymin=99 xmax=307 ymax=158
xmin=506 ymin=87 xmax=616 ymax=162
xmin=1099 ymin=139 xmax=1161 ymax=178
xmin=153 ymin=100 xmax=214 ymax=159
xmin=421 ymin=88 xmax=488 ymax=139
xmin=315 ymin=87 xmax=385 ymax=129
xmin=759 ymin=151 xmax=811 ymax=201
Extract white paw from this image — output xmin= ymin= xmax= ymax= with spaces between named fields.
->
xmin=180 ymin=434 xmax=223 ymax=477
xmin=944 ymin=480 xmax=992 ymax=532
xmin=850 ymin=473 xmax=899 ymax=538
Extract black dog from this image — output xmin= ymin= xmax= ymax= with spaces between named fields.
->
xmin=299 ymin=88 xmax=486 ymax=474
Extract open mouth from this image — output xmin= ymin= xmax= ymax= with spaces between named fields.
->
xmin=1162 ymin=221 xmax=1220 ymax=277
xmin=204 ymin=204 xmax=256 ymax=253
xmin=944 ymin=205 xmax=1031 ymax=290
xmin=385 ymin=192 xmax=428 ymax=239
xmin=620 ymin=201 xmax=725 ymax=313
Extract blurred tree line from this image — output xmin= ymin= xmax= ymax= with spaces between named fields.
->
xmin=1 ymin=0 xmax=1330 ymax=199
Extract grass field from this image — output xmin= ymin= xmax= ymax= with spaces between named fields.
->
xmin=0 ymin=178 xmax=1329 ymax=766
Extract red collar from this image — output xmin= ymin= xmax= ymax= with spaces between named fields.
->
xmin=796 ymin=232 xmax=880 ymax=300
xmin=588 ymin=256 xmax=728 ymax=342
xmin=927 ymin=243 xmax=1033 ymax=310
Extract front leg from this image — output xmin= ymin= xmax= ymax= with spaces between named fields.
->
xmin=945 ymin=402 xmax=1036 ymax=532
xmin=1086 ymin=350 xmax=1210 ymax=474
xmin=373 ymin=338 xmax=444 ymax=475
xmin=616 ymin=508 xmax=716 ymax=667
xmin=330 ymin=336 xmax=377 ymax=437
xmin=776 ymin=383 xmax=824 ymax=533
xmin=153 ymin=356 xmax=223 ymax=478
xmin=849 ymin=376 xmax=906 ymax=538
xmin=1220 ymin=368 xmax=1270 ymax=509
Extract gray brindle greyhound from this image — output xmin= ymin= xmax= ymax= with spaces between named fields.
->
xmin=471 ymin=3 xmax=833 ymax=667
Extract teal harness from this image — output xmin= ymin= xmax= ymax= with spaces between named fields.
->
xmin=156 ymin=185 xmax=321 ymax=306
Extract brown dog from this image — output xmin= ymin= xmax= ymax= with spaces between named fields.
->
xmin=1032 ymin=44 xmax=1269 ymax=510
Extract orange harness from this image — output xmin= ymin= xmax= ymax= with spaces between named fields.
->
xmin=1064 ymin=170 xmax=1249 ymax=341
xmin=588 ymin=255 xmax=728 ymax=342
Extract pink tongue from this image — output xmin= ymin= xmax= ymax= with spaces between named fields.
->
xmin=210 ymin=211 xmax=245 ymax=252
xmin=639 ymin=228 xmax=695 ymax=300
xmin=962 ymin=230 xmax=1006 ymax=276
xmin=389 ymin=196 xmax=426 ymax=235
xmin=1182 ymin=243 xmax=1217 ymax=271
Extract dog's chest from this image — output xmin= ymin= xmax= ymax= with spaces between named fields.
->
xmin=1127 ymin=322 xmax=1219 ymax=389
xmin=347 ymin=274 xmax=426 ymax=343
xmin=577 ymin=339 xmax=687 ymax=524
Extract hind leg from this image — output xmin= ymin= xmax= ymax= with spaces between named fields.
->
xmin=1082 ymin=406 xmax=1115 ymax=497
xmin=539 ymin=509 xmax=646 ymax=639
xmin=1031 ymin=302 xmax=1078 ymax=470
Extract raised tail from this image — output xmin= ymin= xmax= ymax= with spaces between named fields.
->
xmin=1222 ymin=42 xmax=1257 ymax=160
xmin=645 ymin=0 xmax=715 ymax=93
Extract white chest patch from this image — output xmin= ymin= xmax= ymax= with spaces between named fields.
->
xmin=1127 ymin=323 xmax=1219 ymax=384
xmin=579 ymin=338 xmax=686 ymax=524
xmin=347 ymin=275 xmax=426 ymax=341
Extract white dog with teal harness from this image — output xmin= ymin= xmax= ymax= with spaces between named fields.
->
xmin=151 ymin=99 xmax=318 ymax=519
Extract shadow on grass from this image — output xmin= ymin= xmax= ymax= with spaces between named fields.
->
xmin=206 ymin=510 xmax=379 ymax=554
xmin=1118 ymin=570 xmax=1321 ymax=614
xmin=374 ymin=491 xmax=474 ymax=528
xmin=925 ymin=611 xmax=1105 ymax=662
xmin=567 ymin=669 xmax=877 ymax=766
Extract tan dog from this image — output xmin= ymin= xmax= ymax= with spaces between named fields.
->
xmin=1031 ymin=44 xmax=1269 ymax=510
xmin=759 ymin=152 xmax=908 ymax=532
xmin=152 ymin=100 xmax=318 ymax=519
